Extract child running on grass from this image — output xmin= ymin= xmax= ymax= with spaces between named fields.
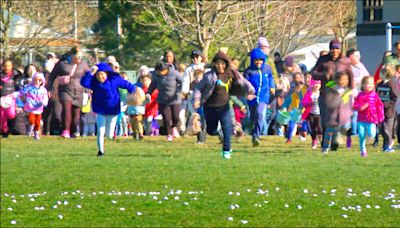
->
xmin=353 ymin=76 xmax=384 ymax=157
xmin=81 ymin=62 xmax=137 ymax=157
xmin=193 ymin=51 xmax=255 ymax=159
xmin=321 ymin=72 xmax=354 ymax=153
xmin=10 ymin=72 xmax=48 ymax=140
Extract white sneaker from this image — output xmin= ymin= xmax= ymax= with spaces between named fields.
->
xmin=300 ymin=136 xmax=307 ymax=141
xmin=222 ymin=149 xmax=232 ymax=159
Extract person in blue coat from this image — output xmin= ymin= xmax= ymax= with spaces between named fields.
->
xmin=81 ymin=62 xmax=137 ymax=157
xmin=244 ymin=48 xmax=275 ymax=147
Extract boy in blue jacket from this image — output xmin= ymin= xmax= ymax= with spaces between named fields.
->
xmin=244 ymin=48 xmax=275 ymax=146
xmin=81 ymin=62 xmax=137 ymax=157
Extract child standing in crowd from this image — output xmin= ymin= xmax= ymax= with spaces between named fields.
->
xmin=81 ymin=92 xmax=96 ymax=137
xmin=194 ymin=51 xmax=255 ymax=159
xmin=321 ymin=72 xmax=354 ymax=153
xmin=80 ymin=62 xmax=137 ymax=157
xmin=141 ymin=74 xmax=159 ymax=136
xmin=116 ymin=71 xmax=129 ymax=137
xmin=284 ymin=80 xmax=305 ymax=143
xmin=376 ymin=65 xmax=398 ymax=152
xmin=243 ymin=48 xmax=275 ymax=147
xmin=302 ymin=79 xmax=322 ymax=148
xmin=127 ymin=82 xmax=150 ymax=140
xmin=353 ymin=76 xmax=384 ymax=157
xmin=11 ymin=73 xmax=48 ymax=139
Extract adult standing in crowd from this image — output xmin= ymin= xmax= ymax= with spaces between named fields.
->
xmin=47 ymin=46 xmax=90 ymax=138
xmin=0 ymin=59 xmax=25 ymax=137
xmin=147 ymin=61 xmax=182 ymax=141
xmin=385 ymin=41 xmax=400 ymax=66
xmin=347 ymin=49 xmax=370 ymax=136
xmin=312 ymin=39 xmax=353 ymax=150
xmin=163 ymin=50 xmax=180 ymax=71
xmin=274 ymin=52 xmax=285 ymax=76
xmin=43 ymin=52 xmax=58 ymax=75
xmin=179 ymin=50 xmax=206 ymax=136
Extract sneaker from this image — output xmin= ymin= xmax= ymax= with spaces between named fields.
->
xmin=221 ymin=149 xmax=232 ymax=159
xmin=346 ymin=136 xmax=352 ymax=148
xmin=172 ymin=127 xmax=180 ymax=138
xmin=311 ymin=140 xmax=318 ymax=149
xmin=34 ymin=131 xmax=40 ymax=140
xmin=97 ymin=151 xmax=104 ymax=157
xmin=166 ymin=135 xmax=173 ymax=142
xmin=252 ymin=138 xmax=260 ymax=147
xmin=285 ymin=139 xmax=292 ymax=144
xmin=322 ymin=148 xmax=329 ymax=154
xmin=61 ymin=130 xmax=70 ymax=138
xmin=361 ymin=151 xmax=368 ymax=157
xmin=372 ymin=140 xmax=378 ymax=147
xmin=179 ymin=130 xmax=185 ymax=137
xmin=383 ymin=147 xmax=395 ymax=153
xmin=300 ymin=136 xmax=307 ymax=141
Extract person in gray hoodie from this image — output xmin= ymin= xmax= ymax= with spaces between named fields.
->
xmin=147 ymin=62 xmax=182 ymax=141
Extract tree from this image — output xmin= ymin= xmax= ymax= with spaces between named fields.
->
xmin=138 ymin=0 xmax=254 ymax=61
xmin=1 ymin=0 xmax=98 ymax=60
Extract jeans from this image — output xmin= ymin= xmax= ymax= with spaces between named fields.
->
xmin=358 ymin=122 xmax=377 ymax=152
xmin=322 ymin=127 xmax=338 ymax=150
xmin=96 ymin=114 xmax=118 ymax=153
xmin=204 ymin=104 xmax=232 ymax=151
xmin=249 ymin=102 xmax=267 ymax=140
xmin=351 ymin=111 xmax=358 ymax=135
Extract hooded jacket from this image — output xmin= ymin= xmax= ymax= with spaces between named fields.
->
xmin=14 ymin=72 xmax=48 ymax=114
xmin=244 ymin=48 xmax=274 ymax=106
xmin=80 ymin=62 xmax=136 ymax=115
xmin=193 ymin=52 xmax=255 ymax=106
xmin=353 ymin=91 xmax=384 ymax=124
xmin=147 ymin=65 xmax=182 ymax=105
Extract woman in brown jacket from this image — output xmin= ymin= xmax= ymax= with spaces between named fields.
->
xmin=47 ymin=46 xmax=90 ymax=138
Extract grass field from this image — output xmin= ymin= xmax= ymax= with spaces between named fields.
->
xmin=1 ymin=135 xmax=399 ymax=227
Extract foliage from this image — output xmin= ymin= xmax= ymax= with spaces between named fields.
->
xmin=1 ymin=135 xmax=399 ymax=226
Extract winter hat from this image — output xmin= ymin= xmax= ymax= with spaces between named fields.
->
xmin=329 ymin=39 xmax=341 ymax=50
xmin=139 ymin=65 xmax=149 ymax=75
xmin=284 ymin=56 xmax=294 ymax=67
xmin=32 ymin=72 xmax=46 ymax=85
xmin=257 ymin=37 xmax=270 ymax=48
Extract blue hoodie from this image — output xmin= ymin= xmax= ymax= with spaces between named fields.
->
xmin=243 ymin=48 xmax=274 ymax=105
xmin=81 ymin=62 xmax=136 ymax=115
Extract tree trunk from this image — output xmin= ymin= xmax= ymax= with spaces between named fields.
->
xmin=202 ymin=40 xmax=211 ymax=62
xmin=1 ymin=0 xmax=13 ymax=60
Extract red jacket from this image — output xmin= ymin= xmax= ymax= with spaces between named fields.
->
xmin=143 ymin=86 xmax=159 ymax=118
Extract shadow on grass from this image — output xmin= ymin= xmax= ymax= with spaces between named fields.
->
xmin=67 ymin=153 xmax=176 ymax=158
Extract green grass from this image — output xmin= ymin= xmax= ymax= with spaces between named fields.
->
xmin=1 ymin=135 xmax=399 ymax=227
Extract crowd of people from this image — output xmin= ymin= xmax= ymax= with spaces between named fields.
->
xmin=1 ymin=37 xmax=400 ymax=159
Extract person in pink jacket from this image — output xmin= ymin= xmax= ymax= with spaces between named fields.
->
xmin=353 ymin=76 xmax=384 ymax=157
xmin=11 ymin=72 xmax=49 ymax=139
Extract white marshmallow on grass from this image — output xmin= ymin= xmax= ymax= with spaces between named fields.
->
xmin=111 ymin=200 xmax=117 ymax=204
xmin=303 ymin=189 xmax=309 ymax=194
xmin=366 ymin=204 xmax=371 ymax=209
xmin=11 ymin=220 xmax=17 ymax=225
xmin=63 ymin=201 xmax=68 ymax=205
xmin=76 ymin=205 xmax=82 ymax=209
xmin=285 ymin=204 xmax=289 ymax=208
xmin=375 ymin=205 xmax=381 ymax=209
xmin=120 ymin=208 xmax=125 ymax=211
xmin=57 ymin=214 xmax=63 ymax=220
xmin=12 ymin=199 xmax=17 ymax=203
xmin=227 ymin=217 xmax=233 ymax=221
xmin=136 ymin=212 xmax=143 ymax=216
xmin=297 ymin=205 xmax=302 ymax=210
xmin=183 ymin=202 xmax=189 ymax=206
xmin=240 ymin=220 xmax=248 ymax=224
xmin=8 ymin=207 xmax=13 ymax=211
xmin=342 ymin=214 xmax=348 ymax=218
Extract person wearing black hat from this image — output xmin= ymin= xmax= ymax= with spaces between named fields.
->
xmin=193 ymin=51 xmax=255 ymax=159
xmin=179 ymin=50 xmax=206 ymax=137
xmin=311 ymin=39 xmax=354 ymax=152
xmin=147 ymin=61 xmax=182 ymax=142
